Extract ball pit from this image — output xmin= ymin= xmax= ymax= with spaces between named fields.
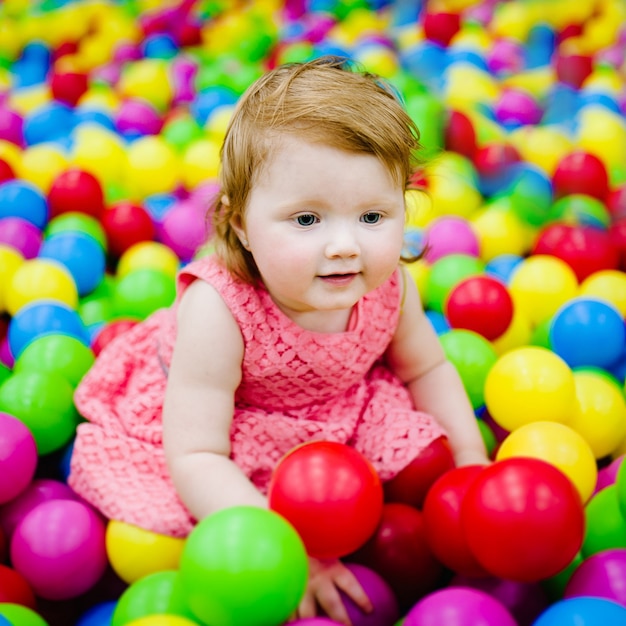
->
xmin=0 ymin=0 xmax=624 ymax=624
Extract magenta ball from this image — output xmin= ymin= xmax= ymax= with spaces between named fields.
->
xmin=451 ymin=574 xmax=549 ymax=626
xmin=0 ymin=478 xmax=79 ymax=540
xmin=564 ymin=548 xmax=626 ymax=606
xmin=0 ymin=107 xmax=24 ymax=146
xmin=494 ymin=89 xmax=543 ymax=127
xmin=595 ymin=456 xmax=625 ymax=495
xmin=0 ymin=412 xmax=37 ymax=505
xmin=0 ymin=217 xmax=42 ymax=258
xmin=404 ymin=587 xmax=517 ymax=626
xmin=334 ymin=563 xmax=399 ymax=626
xmin=116 ymin=99 xmax=163 ymax=137
xmin=0 ymin=336 xmax=14 ymax=368
xmin=10 ymin=499 xmax=107 ymax=600
xmin=159 ymin=199 xmax=210 ymax=262
xmin=424 ymin=216 xmax=480 ymax=263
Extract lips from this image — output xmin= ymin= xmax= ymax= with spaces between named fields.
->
xmin=319 ymin=272 xmax=358 ymax=285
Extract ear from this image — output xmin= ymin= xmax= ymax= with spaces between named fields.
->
xmin=226 ymin=197 xmax=249 ymax=250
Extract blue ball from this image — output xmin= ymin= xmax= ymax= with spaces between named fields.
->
xmin=8 ymin=301 xmax=90 ymax=358
xmin=426 ymin=310 xmax=450 ymax=335
xmin=23 ymin=101 xmax=76 ymax=146
xmin=141 ymin=33 xmax=179 ymax=59
xmin=190 ymin=85 xmax=239 ymax=125
xmin=40 ymin=231 xmax=106 ymax=296
xmin=533 ymin=597 xmax=626 ymax=626
xmin=485 ymin=254 xmax=524 ymax=284
xmin=75 ymin=600 xmax=117 ymax=626
xmin=0 ymin=180 xmax=48 ymax=228
xmin=549 ymin=297 xmax=626 ymax=369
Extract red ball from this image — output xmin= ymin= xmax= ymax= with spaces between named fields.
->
xmin=422 ymin=11 xmax=461 ymax=47
xmin=0 ymin=563 xmax=36 ymax=608
xmin=47 ymin=168 xmax=105 ymax=220
xmin=473 ymin=142 xmax=521 ymax=180
xmin=0 ymin=158 xmax=15 ymax=184
xmin=552 ymin=151 xmax=610 ymax=201
xmin=445 ymin=275 xmax=514 ymax=341
xmin=607 ymin=183 xmax=626 ymax=221
xmin=461 ymin=457 xmax=585 ymax=582
xmin=350 ymin=503 xmax=444 ymax=611
xmin=555 ymin=51 xmax=593 ymax=89
xmin=268 ymin=441 xmax=384 ymax=560
xmin=444 ymin=110 xmax=477 ymax=160
xmin=422 ymin=465 xmax=489 ymax=578
xmin=610 ymin=218 xmax=626 ymax=271
xmin=532 ymin=222 xmax=619 ymax=281
xmin=50 ymin=68 xmax=89 ymax=106
xmin=383 ymin=436 xmax=455 ymax=509
xmin=101 ymin=201 xmax=156 ymax=258
xmin=91 ymin=319 xmax=138 ymax=356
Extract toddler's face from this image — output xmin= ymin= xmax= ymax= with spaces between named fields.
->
xmin=237 ymin=135 xmax=406 ymax=329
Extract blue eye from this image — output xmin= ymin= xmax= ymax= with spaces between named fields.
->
xmin=361 ymin=212 xmax=381 ymax=224
xmin=296 ymin=214 xmax=318 ymax=226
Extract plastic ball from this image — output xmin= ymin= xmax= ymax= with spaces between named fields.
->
xmin=46 ymin=211 xmax=107 ymax=250
xmin=496 ymin=421 xmax=597 ymax=503
xmin=580 ymin=270 xmax=626 ymax=316
xmin=115 ymin=99 xmax=163 ymax=139
xmin=0 ymin=108 xmax=25 ymax=146
xmin=439 ymin=329 xmax=498 ymax=410
xmin=461 ymin=457 xmax=585 ymax=582
xmin=106 ymin=520 xmax=185 ymax=585
xmin=13 ymin=333 xmax=95 ymax=388
xmin=423 ymin=216 xmax=480 ymax=264
xmin=158 ymin=199 xmax=211 ymax=262
xmin=47 ymin=168 xmax=105 ymax=220
xmin=49 ymin=67 xmax=89 ymax=107
xmin=350 ymin=502 xmax=444 ymax=611
xmin=0 ymin=180 xmax=48 ymax=229
xmin=6 ymin=258 xmax=78 ymax=316
xmin=18 ymin=143 xmax=69 ymax=194
xmin=113 ymin=268 xmax=176 ymax=321
xmin=552 ymin=150 xmax=610 ymax=201
xmin=582 ymin=486 xmax=626 ymax=557
xmin=124 ymin=618 xmax=200 ymax=626
xmin=0 ymin=216 xmax=42 ymax=259
xmin=444 ymin=274 xmax=514 ymax=341
xmin=0 ymin=604 xmax=48 ymax=626
xmin=7 ymin=300 xmax=89 ymax=358
xmin=533 ymin=597 xmax=626 ymax=626
xmin=565 ymin=549 xmax=626 ymax=606
xmin=0 ymin=478 xmax=79 ymax=540
xmin=0 ymin=158 xmax=15 ymax=184
xmin=76 ymin=600 xmax=117 ymax=626
xmin=39 ymin=231 xmax=106 ymax=296
xmin=0 ymin=563 xmax=36 ymax=608
xmin=117 ymin=241 xmax=180 ymax=279
xmin=125 ymin=136 xmax=180 ymax=199
xmin=444 ymin=109 xmax=478 ymax=159
xmin=548 ymin=194 xmax=611 ymax=228
xmin=404 ymin=587 xmax=516 ymax=626
xmin=0 ymin=412 xmax=37 ymax=505
xmin=549 ymin=298 xmax=625 ymax=369
xmin=494 ymin=88 xmax=543 ymax=128
xmin=532 ymin=223 xmax=619 ymax=282
xmin=469 ymin=203 xmax=529 ymax=262
xmin=422 ymin=465 xmax=489 ymax=577
xmin=508 ymin=255 xmax=579 ymax=327
xmin=484 ymin=346 xmax=576 ymax=432
xmin=0 ymin=371 xmax=79 ymax=455
xmin=101 ymin=201 xmax=156 ymax=258
xmin=111 ymin=570 xmax=195 ymax=625
xmin=23 ymin=101 xmax=75 ymax=146
xmin=179 ymin=506 xmax=308 ymax=626
xmin=473 ymin=142 xmax=521 ymax=196
xmin=180 ymin=137 xmax=221 ymax=191
xmin=10 ymin=499 xmax=107 ymax=600
xmin=268 ymin=441 xmax=383 ymax=559
xmin=569 ymin=370 xmax=626 ymax=459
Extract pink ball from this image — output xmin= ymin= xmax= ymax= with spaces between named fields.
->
xmin=595 ymin=456 xmax=624 ymax=495
xmin=0 ymin=217 xmax=42 ymax=258
xmin=425 ymin=216 xmax=480 ymax=263
xmin=564 ymin=548 xmax=626 ymax=606
xmin=0 ymin=336 xmax=14 ymax=368
xmin=10 ymin=499 xmax=107 ymax=600
xmin=404 ymin=587 xmax=517 ymax=626
xmin=116 ymin=99 xmax=163 ymax=137
xmin=0 ymin=107 xmax=24 ymax=146
xmin=0 ymin=413 xmax=37 ymax=505
xmin=487 ymin=39 xmax=525 ymax=76
xmin=159 ymin=199 xmax=211 ymax=262
xmin=494 ymin=89 xmax=543 ymax=127
xmin=0 ymin=478 xmax=79 ymax=540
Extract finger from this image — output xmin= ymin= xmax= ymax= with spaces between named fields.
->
xmin=316 ymin=583 xmax=351 ymax=626
xmin=333 ymin=566 xmax=373 ymax=613
xmin=298 ymin=589 xmax=317 ymax=620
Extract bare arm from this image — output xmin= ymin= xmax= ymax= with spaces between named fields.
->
xmin=385 ymin=268 xmax=489 ymax=466
xmin=162 ymin=279 xmax=266 ymax=517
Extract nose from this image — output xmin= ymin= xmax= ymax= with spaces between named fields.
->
xmin=324 ymin=224 xmax=360 ymax=259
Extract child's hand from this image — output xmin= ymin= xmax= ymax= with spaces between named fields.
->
xmin=297 ymin=557 xmax=373 ymax=626
xmin=455 ymin=449 xmax=492 ymax=467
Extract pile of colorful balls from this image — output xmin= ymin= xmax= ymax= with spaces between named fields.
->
xmin=1 ymin=0 xmax=626 ymax=625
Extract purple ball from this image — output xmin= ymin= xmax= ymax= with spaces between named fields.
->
xmin=116 ymin=99 xmax=163 ymax=137
xmin=494 ymin=89 xmax=543 ymax=127
xmin=424 ymin=216 xmax=480 ymax=263
xmin=0 ymin=412 xmax=37 ymax=504
xmin=565 ymin=549 xmax=626 ymax=606
xmin=0 ymin=217 xmax=42 ymax=258
xmin=0 ymin=107 xmax=24 ymax=146
xmin=595 ymin=456 xmax=624 ymax=495
xmin=404 ymin=587 xmax=517 ymax=626
xmin=158 ymin=199 xmax=210 ymax=262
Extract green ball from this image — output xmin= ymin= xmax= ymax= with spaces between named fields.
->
xmin=477 ymin=418 xmax=497 ymax=457
xmin=111 ymin=571 xmax=196 ymax=626
xmin=548 ymin=194 xmax=611 ymax=228
xmin=162 ymin=114 xmax=205 ymax=153
xmin=582 ymin=485 xmax=626 ymax=557
xmin=424 ymin=254 xmax=485 ymax=313
xmin=0 ymin=603 xmax=49 ymax=625
xmin=14 ymin=333 xmax=95 ymax=388
xmin=180 ymin=506 xmax=308 ymax=626
xmin=0 ymin=371 xmax=79 ymax=455
xmin=439 ymin=329 xmax=498 ymax=410
xmin=113 ymin=269 xmax=176 ymax=321
xmin=45 ymin=212 xmax=107 ymax=251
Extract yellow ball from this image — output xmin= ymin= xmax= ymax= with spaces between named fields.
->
xmin=0 ymin=245 xmax=24 ymax=313
xmin=17 ymin=144 xmax=69 ymax=193
xmin=405 ymin=188 xmax=433 ymax=229
xmin=579 ymin=270 xmax=626 ymax=317
xmin=117 ymin=242 xmax=180 ymax=280
xmin=181 ymin=138 xmax=220 ymax=191
xmin=106 ymin=520 xmax=185 ymax=585
xmin=427 ymin=172 xmax=482 ymax=219
xmin=491 ymin=309 xmax=532 ymax=356
xmin=568 ymin=370 xmax=626 ymax=459
xmin=443 ymin=63 xmax=501 ymax=108
xmin=508 ymin=125 xmax=573 ymax=176
xmin=126 ymin=136 xmax=180 ymax=199
xmin=576 ymin=105 xmax=626 ymax=171
xmin=484 ymin=346 xmax=576 ymax=432
xmin=118 ymin=59 xmax=173 ymax=113
xmin=126 ymin=617 xmax=199 ymax=626
xmin=71 ymin=125 xmax=127 ymax=188
xmin=470 ymin=202 xmax=530 ymax=262
xmin=496 ymin=421 xmax=597 ymax=504
xmin=508 ymin=255 xmax=579 ymax=327
xmin=6 ymin=258 xmax=78 ymax=315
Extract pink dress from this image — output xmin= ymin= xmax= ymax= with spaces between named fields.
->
xmin=69 ymin=256 xmax=445 ymax=537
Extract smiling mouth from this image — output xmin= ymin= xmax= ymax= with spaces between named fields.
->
xmin=319 ymin=272 xmax=358 ymax=284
